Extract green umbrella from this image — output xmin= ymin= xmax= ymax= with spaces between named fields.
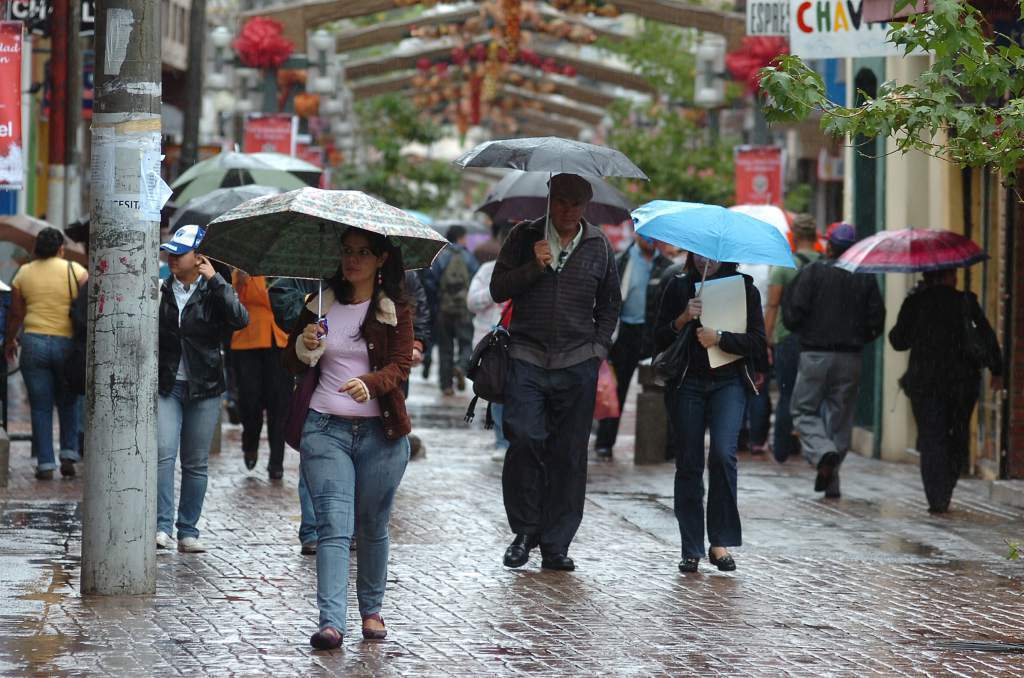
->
xmin=170 ymin=152 xmax=322 ymax=205
xmin=200 ymin=187 xmax=449 ymax=279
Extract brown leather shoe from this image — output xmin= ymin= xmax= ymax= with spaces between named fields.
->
xmin=361 ymin=613 xmax=387 ymax=640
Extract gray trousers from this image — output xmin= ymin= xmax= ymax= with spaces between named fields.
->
xmin=791 ymin=351 xmax=863 ymax=475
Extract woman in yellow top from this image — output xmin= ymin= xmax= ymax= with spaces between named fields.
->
xmin=4 ymin=228 xmax=89 ymax=480
xmin=230 ymin=272 xmax=292 ymax=480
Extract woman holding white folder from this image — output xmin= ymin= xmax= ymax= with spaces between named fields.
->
xmin=653 ymin=253 xmax=767 ymax=574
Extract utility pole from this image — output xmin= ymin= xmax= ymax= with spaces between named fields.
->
xmin=46 ymin=0 xmax=68 ymax=227
xmin=179 ymin=0 xmax=206 ymax=171
xmin=81 ymin=0 xmax=162 ymax=595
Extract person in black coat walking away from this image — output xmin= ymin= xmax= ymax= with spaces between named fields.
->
xmin=654 ymin=254 xmax=767 ymax=574
xmin=491 ymin=173 xmax=621 ymax=572
xmin=156 ymin=225 xmax=249 ymax=553
xmin=784 ymin=223 xmax=885 ymax=499
xmin=889 ymin=268 xmax=1002 ymax=513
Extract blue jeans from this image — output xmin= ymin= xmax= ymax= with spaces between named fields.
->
xmin=20 ymin=333 xmax=81 ymax=471
xmin=745 ymin=371 xmax=771 ymax=447
xmin=157 ymin=381 xmax=221 ymax=539
xmin=669 ymin=374 xmax=746 ymax=559
xmin=298 ymin=473 xmax=318 ymax=545
xmin=772 ymin=335 xmax=801 ymax=462
xmin=492 ymin=402 xmax=509 ymax=449
xmin=299 ymin=411 xmax=409 ymax=633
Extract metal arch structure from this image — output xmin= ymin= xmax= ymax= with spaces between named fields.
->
xmin=243 ymin=0 xmax=746 ymax=52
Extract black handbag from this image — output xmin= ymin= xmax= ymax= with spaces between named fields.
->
xmin=464 ymin=303 xmax=512 ymax=429
xmin=651 ymin=321 xmax=694 ymax=386
xmin=961 ymin=293 xmax=989 ymax=368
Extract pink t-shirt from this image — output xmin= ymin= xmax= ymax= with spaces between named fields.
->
xmin=309 ymin=300 xmax=382 ymax=418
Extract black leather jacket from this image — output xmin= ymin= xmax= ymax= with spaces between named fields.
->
xmin=159 ymin=273 xmax=249 ymax=399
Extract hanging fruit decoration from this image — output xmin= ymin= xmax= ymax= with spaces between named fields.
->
xmin=548 ymin=0 xmax=620 ymax=16
xmin=401 ymin=1 xmax=588 ymax=134
xmin=234 ymin=17 xmax=295 ymax=69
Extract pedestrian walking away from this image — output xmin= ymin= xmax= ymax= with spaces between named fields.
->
xmin=157 ymin=225 xmax=250 ymax=553
xmin=231 ymin=271 xmax=292 ymax=480
xmin=654 ymin=253 xmax=767 ymax=574
xmin=594 ymin=233 xmax=672 ymax=459
xmin=4 ymin=227 xmax=89 ymax=479
xmin=764 ymin=214 xmax=821 ymax=463
xmin=889 ymin=268 xmax=1002 ymax=513
xmin=490 ymin=172 xmax=621 ymax=572
xmin=284 ymin=227 xmax=414 ymax=650
xmin=430 ymin=225 xmax=479 ymax=395
xmin=783 ymin=223 xmax=885 ymax=498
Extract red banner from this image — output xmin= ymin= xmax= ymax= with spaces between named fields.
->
xmin=295 ymin=143 xmax=327 ymax=187
xmin=243 ymin=114 xmax=297 ymax=155
xmin=734 ymin=145 xmax=783 ymax=206
xmin=0 ymin=22 xmax=23 ymax=189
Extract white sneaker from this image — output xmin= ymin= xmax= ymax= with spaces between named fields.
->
xmin=155 ymin=531 xmax=172 ymax=549
xmin=177 ymin=537 xmax=206 ymax=553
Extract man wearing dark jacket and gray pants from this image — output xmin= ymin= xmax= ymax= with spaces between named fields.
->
xmin=491 ymin=173 xmax=621 ymax=571
xmin=784 ymin=223 xmax=885 ymax=498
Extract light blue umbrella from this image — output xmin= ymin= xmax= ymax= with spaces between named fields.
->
xmin=405 ymin=209 xmax=434 ymax=226
xmin=633 ymin=200 xmax=795 ymax=269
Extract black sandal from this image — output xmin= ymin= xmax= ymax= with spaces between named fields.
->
xmin=310 ymin=626 xmax=343 ymax=650
xmin=678 ymin=557 xmax=700 ymax=573
xmin=708 ymin=548 xmax=736 ymax=572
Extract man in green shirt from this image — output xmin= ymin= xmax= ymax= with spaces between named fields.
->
xmin=764 ymin=214 xmax=820 ymax=462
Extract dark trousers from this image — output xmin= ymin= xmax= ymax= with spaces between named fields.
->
xmin=772 ymin=335 xmax=801 ymax=462
xmin=437 ymin=312 xmax=473 ymax=390
xmin=910 ymin=388 xmax=978 ymax=511
xmin=669 ymin=373 xmax=746 ymax=559
xmin=595 ymin=323 xmax=645 ymax=450
xmin=502 ymin=357 xmax=599 ymax=555
xmin=744 ymin=371 xmax=772 ymax=447
xmin=234 ymin=346 xmax=291 ymax=473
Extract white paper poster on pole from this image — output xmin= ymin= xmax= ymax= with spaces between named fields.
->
xmin=694 ymin=275 xmax=746 ymax=369
xmin=788 ymin=0 xmax=905 ymax=58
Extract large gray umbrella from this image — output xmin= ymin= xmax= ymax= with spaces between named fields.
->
xmin=453 ymin=136 xmax=648 ymax=179
xmin=169 ymin=185 xmax=284 ymax=230
xmin=479 ymin=171 xmax=633 ymax=225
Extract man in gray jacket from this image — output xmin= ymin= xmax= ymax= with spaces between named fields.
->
xmin=490 ymin=173 xmax=621 ymax=571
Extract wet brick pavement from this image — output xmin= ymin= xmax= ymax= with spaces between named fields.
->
xmin=1 ymin=372 xmax=1023 ymax=676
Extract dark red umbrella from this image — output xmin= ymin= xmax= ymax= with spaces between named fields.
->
xmin=837 ymin=228 xmax=987 ymax=273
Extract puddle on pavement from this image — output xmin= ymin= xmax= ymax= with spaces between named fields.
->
xmin=877 ymin=535 xmax=941 ymax=558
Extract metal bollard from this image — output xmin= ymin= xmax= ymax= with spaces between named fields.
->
xmin=634 ymin=364 xmax=668 ymax=465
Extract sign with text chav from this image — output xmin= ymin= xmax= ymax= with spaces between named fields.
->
xmin=789 ymin=0 xmax=903 ymax=58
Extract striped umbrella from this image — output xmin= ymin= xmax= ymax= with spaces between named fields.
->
xmin=836 ymin=228 xmax=987 ymax=273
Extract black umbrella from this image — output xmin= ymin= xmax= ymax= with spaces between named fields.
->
xmin=453 ymin=136 xmax=647 ymax=179
xmin=479 ymin=171 xmax=633 ymax=225
xmin=169 ymin=185 xmax=285 ymax=230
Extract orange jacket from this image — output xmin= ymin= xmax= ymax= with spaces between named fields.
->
xmin=230 ymin=273 xmax=289 ymax=350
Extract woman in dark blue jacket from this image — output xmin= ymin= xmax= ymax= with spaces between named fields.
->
xmin=654 ymin=254 xmax=767 ymax=574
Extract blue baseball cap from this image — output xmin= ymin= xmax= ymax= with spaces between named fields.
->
xmin=828 ymin=222 xmax=857 ymax=247
xmin=160 ymin=224 xmax=206 ymax=255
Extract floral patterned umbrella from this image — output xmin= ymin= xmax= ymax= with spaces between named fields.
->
xmin=200 ymin=187 xmax=449 ymax=278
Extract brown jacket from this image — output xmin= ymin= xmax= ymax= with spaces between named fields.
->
xmin=283 ymin=287 xmax=414 ymax=440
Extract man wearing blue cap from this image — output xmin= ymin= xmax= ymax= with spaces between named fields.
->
xmin=783 ymin=223 xmax=885 ymax=498
xmin=156 ymin=225 xmax=248 ymax=552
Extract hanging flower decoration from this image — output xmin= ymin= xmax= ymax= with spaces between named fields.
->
xmin=234 ymin=17 xmax=295 ymax=69
xmin=727 ymin=37 xmax=789 ymax=94
xmin=548 ymin=0 xmax=620 ymax=17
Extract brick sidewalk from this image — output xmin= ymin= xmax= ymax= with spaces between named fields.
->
xmin=1 ymin=374 xmax=1023 ymax=676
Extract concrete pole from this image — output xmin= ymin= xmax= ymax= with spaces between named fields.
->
xmin=17 ymin=34 xmax=32 ymax=216
xmin=81 ymin=0 xmax=162 ymax=595
xmin=178 ymin=0 xmax=206 ymax=171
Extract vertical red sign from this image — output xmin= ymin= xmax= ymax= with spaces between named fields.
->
xmin=734 ymin=145 xmax=784 ymax=206
xmin=0 ymin=22 xmax=23 ymax=189
xmin=242 ymin=114 xmax=297 ymax=155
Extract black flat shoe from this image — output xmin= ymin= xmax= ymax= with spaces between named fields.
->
xmin=708 ymin=548 xmax=736 ymax=572
xmin=814 ymin=452 xmax=840 ymax=492
xmin=678 ymin=557 xmax=699 ymax=573
xmin=243 ymin=449 xmax=258 ymax=471
xmin=268 ymin=468 xmax=284 ymax=481
xmin=310 ymin=626 xmax=343 ymax=650
xmin=541 ymin=554 xmax=575 ymax=571
xmin=60 ymin=459 xmax=76 ymax=478
xmin=503 ymin=534 xmax=537 ymax=568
